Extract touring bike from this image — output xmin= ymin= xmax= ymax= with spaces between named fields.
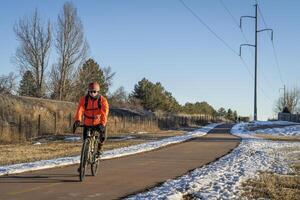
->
xmin=74 ymin=125 xmax=101 ymax=182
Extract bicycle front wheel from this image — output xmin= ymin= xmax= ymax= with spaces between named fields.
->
xmin=79 ymin=138 xmax=90 ymax=182
xmin=91 ymin=141 xmax=100 ymax=176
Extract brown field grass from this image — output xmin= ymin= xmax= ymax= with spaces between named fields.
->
xmin=241 ymin=147 xmax=300 ymax=200
xmin=242 ymin=170 xmax=300 ymax=200
xmin=254 ymin=134 xmax=300 ymax=142
xmin=0 ymin=130 xmax=186 ymax=166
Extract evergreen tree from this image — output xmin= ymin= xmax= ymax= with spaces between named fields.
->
xmin=18 ymin=70 xmax=36 ymax=96
xmin=226 ymin=108 xmax=234 ymax=120
xmin=73 ymin=58 xmax=107 ymax=101
xmin=131 ymin=78 xmax=180 ymax=112
xmin=182 ymin=101 xmax=216 ymax=115
xmin=218 ymin=107 xmax=227 ymax=117
xmin=233 ymin=110 xmax=238 ymax=121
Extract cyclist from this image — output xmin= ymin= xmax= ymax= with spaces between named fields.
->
xmin=73 ymin=82 xmax=109 ymax=157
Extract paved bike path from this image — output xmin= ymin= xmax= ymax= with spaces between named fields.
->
xmin=0 ymin=124 xmax=240 ymax=200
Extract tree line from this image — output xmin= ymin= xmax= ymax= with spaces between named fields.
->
xmin=109 ymin=77 xmax=238 ymax=120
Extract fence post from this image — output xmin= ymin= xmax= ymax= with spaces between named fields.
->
xmin=69 ymin=113 xmax=72 ymax=128
xmin=54 ymin=112 xmax=57 ymax=134
xmin=123 ymin=115 xmax=126 ymax=129
xmin=114 ymin=116 xmax=117 ymax=132
xmin=165 ymin=117 xmax=168 ymax=128
xmin=37 ymin=115 xmax=41 ymax=136
xmin=131 ymin=116 xmax=134 ymax=131
xmin=18 ymin=115 xmax=22 ymax=142
xmin=148 ymin=117 xmax=150 ymax=128
xmin=1 ymin=108 xmax=3 ymax=135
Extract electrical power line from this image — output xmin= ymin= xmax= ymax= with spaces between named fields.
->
xmin=178 ymin=0 xmax=239 ymax=56
xmin=257 ymin=3 xmax=285 ymax=85
xmin=240 ymin=56 xmax=273 ymax=103
xmin=219 ymin=0 xmax=276 ymax=92
xmin=178 ymin=0 xmax=273 ymax=103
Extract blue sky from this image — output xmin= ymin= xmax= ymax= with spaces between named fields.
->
xmin=0 ymin=0 xmax=300 ymax=120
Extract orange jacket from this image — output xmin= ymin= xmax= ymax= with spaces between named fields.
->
xmin=74 ymin=95 xmax=109 ymax=126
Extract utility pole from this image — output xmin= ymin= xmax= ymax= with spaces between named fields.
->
xmin=279 ymin=85 xmax=286 ymax=106
xmin=239 ymin=4 xmax=273 ymax=121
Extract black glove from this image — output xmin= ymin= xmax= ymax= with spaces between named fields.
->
xmin=98 ymin=125 xmax=106 ymax=133
xmin=73 ymin=120 xmax=80 ymax=133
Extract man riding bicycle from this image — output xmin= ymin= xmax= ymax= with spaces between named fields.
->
xmin=73 ymin=82 xmax=109 ymax=157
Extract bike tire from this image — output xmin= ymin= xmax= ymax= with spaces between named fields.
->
xmin=91 ymin=141 xmax=100 ymax=176
xmin=79 ymin=138 xmax=90 ymax=182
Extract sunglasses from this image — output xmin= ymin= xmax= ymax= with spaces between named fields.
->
xmin=89 ymin=91 xmax=99 ymax=94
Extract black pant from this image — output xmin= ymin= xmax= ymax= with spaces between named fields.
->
xmin=83 ymin=126 xmax=107 ymax=145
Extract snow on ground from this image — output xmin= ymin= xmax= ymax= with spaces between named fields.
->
xmin=109 ymin=136 xmax=136 ymax=141
xmin=33 ymin=142 xmax=42 ymax=145
xmin=245 ymin=120 xmax=297 ymax=127
xmin=0 ymin=123 xmax=218 ymax=176
xmin=253 ymin=125 xmax=300 ymax=136
xmin=64 ymin=136 xmax=81 ymax=142
xmin=126 ymin=121 xmax=300 ymax=200
xmin=232 ymin=120 xmax=300 ymax=137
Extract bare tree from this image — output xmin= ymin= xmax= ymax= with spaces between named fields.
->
xmin=51 ymin=2 xmax=88 ymax=100
xmin=103 ymin=66 xmax=116 ymax=91
xmin=274 ymin=87 xmax=300 ymax=114
xmin=108 ymin=86 xmax=128 ymax=107
xmin=13 ymin=9 xmax=51 ymax=97
xmin=0 ymin=72 xmax=17 ymax=94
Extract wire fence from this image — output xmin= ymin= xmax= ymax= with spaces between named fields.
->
xmin=278 ymin=113 xmax=300 ymax=123
xmin=0 ymin=106 xmax=226 ymax=143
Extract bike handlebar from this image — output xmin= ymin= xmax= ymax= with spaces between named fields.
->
xmin=73 ymin=124 xmax=103 ymax=134
xmin=73 ymin=124 xmax=84 ymax=134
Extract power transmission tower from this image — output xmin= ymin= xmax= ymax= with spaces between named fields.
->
xmin=239 ymin=4 xmax=273 ymax=121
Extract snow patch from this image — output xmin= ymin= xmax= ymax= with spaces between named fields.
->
xmin=0 ymin=123 xmax=218 ymax=176
xmin=64 ymin=136 xmax=81 ymax=142
xmin=126 ymin=121 xmax=300 ymax=200
xmin=254 ymin=125 xmax=300 ymax=136
xmin=109 ymin=136 xmax=136 ymax=141
xmin=231 ymin=121 xmax=300 ymax=137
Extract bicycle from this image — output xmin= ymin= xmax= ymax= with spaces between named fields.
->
xmin=74 ymin=125 xmax=101 ymax=182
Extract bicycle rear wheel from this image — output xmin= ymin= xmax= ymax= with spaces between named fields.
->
xmin=79 ymin=138 xmax=90 ymax=182
xmin=91 ymin=140 xmax=100 ymax=176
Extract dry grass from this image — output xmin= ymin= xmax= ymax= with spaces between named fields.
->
xmin=0 ymin=142 xmax=82 ymax=165
xmin=0 ymin=130 xmax=187 ymax=166
xmin=182 ymin=193 xmax=197 ymax=200
xmin=242 ymin=171 xmax=300 ymax=200
xmin=254 ymin=134 xmax=300 ymax=142
xmin=241 ymin=147 xmax=300 ymax=200
xmin=0 ymin=94 xmax=163 ymax=143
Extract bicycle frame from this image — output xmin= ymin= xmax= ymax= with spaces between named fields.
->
xmin=77 ymin=125 xmax=101 ymax=181
xmin=85 ymin=128 xmax=99 ymax=164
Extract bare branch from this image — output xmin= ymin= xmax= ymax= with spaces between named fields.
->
xmin=13 ymin=9 xmax=51 ymax=97
xmin=0 ymin=72 xmax=17 ymax=94
xmin=274 ymin=87 xmax=300 ymax=114
xmin=51 ymin=2 xmax=89 ymax=100
xmin=103 ymin=66 xmax=116 ymax=89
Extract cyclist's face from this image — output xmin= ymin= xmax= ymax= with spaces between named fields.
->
xmin=89 ymin=90 xmax=99 ymax=97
